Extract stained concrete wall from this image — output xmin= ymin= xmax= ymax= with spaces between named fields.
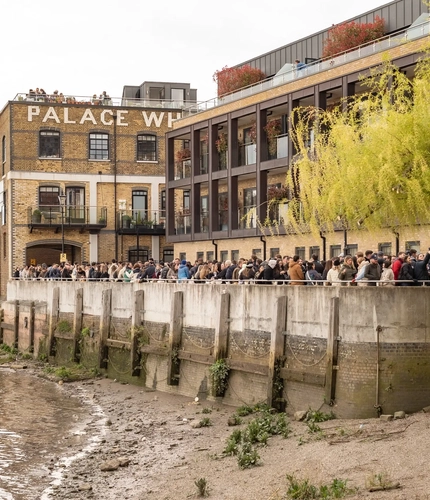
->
xmin=3 ymin=280 xmax=430 ymax=419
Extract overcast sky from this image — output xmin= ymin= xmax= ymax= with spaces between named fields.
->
xmin=1 ymin=0 xmax=392 ymax=107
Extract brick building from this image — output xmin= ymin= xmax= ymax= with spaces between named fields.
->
xmin=0 ymin=82 xmax=196 ymax=296
xmin=165 ymin=0 xmax=430 ymax=264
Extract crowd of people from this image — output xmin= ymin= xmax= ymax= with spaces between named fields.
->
xmin=12 ymin=248 xmax=430 ymax=286
xmin=25 ymin=88 xmax=111 ymax=105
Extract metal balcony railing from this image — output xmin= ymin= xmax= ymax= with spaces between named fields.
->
xmin=28 ymin=205 xmax=107 ymax=227
xmin=13 ymin=93 xmax=197 ymax=110
xmin=118 ymin=210 xmax=166 ymax=231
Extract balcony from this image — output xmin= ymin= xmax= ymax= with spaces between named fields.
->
xmin=180 ymin=18 xmax=430 ymax=118
xmin=118 ymin=210 xmax=166 ymax=235
xmin=28 ymin=205 xmax=107 ymax=232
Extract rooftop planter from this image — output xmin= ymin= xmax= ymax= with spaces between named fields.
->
xmin=213 ymin=65 xmax=266 ymax=97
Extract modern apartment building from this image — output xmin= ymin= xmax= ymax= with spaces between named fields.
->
xmin=0 ymin=81 xmax=196 ymax=296
xmin=165 ymin=0 xmax=430 ymax=264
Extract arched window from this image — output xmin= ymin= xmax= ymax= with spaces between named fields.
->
xmin=137 ymin=134 xmax=157 ymax=162
xmin=39 ymin=130 xmax=60 ymax=158
xmin=89 ymin=132 xmax=109 ymax=160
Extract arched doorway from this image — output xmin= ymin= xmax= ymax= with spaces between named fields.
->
xmin=25 ymin=239 xmax=83 ymax=266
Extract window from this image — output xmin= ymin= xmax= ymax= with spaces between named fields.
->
xmin=3 ymin=232 xmax=6 ymax=258
xmin=270 ymin=248 xmax=280 ymax=258
xmin=379 ymin=242 xmax=392 ymax=256
xmin=179 ymin=252 xmax=187 ymax=262
xmin=309 ymin=246 xmax=320 ymax=259
xmin=137 ymin=134 xmax=157 ymax=162
xmin=160 ymin=190 xmax=166 ymax=218
xmin=163 ymin=248 xmax=174 ymax=263
xmin=183 ymin=190 xmax=190 ymax=211
xmin=330 ymin=245 xmax=342 ymax=259
xmin=252 ymin=248 xmax=262 ymax=258
xmin=129 ymin=247 xmax=148 ymax=263
xmin=196 ymin=251 xmax=204 ymax=261
xmin=294 ymin=247 xmax=305 ymax=260
xmin=220 ymin=250 xmax=228 ymax=263
xmin=39 ymin=130 xmax=60 ymax=158
xmin=1 ymin=136 xmax=5 ymax=177
xmin=171 ymin=88 xmax=185 ymax=107
xmin=206 ymin=251 xmax=214 ymax=262
xmin=89 ymin=133 xmax=109 ymax=160
xmin=132 ymin=190 xmax=148 ymax=223
xmin=345 ymin=244 xmax=358 ymax=256
xmin=231 ymin=250 xmax=239 ymax=262
xmin=39 ymin=186 xmax=60 ymax=209
xmin=405 ymin=241 xmax=420 ymax=252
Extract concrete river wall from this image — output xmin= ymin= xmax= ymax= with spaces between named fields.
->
xmin=2 ymin=280 xmax=430 ymax=419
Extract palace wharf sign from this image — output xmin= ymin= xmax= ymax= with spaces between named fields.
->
xmin=27 ymin=106 xmax=181 ymax=128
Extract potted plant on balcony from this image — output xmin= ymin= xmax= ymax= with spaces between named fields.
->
xmin=267 ymin=185 xmax=289 ymax=202
xmin=216 ymin=132 xmax=228 ymax=168
xmin=31 ymin=209 xmax=42 ymax=223
xmin=121 ymin=214 xmax=132 ymax=228
xmin=98 ymin=216 xmax=106 ymax=224
xmin=264 ymin=119 xmax=282 ymax=157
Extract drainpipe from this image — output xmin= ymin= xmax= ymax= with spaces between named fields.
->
xmin=319 ymin=231 xmax=326 ymax=261
xmin=394 ymin=231 xmax=399 ymax=256
xmin=113 ymin=113 xmax=118 ymax=261
xmin=212 ymin=239 xmax=218 ymax=261
xmin=260 ymin=235 xmax=266 ymax=261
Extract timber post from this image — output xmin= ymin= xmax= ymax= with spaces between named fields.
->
xmin=99 ymin=289 xmax=112 ymax=369
xmin=214 ymin=291 xmax=230 ymax=360
xmin=72 ymin=288 xmax=83 ymax=362
xmin=47 ymin=288 xmax=60 ymax=357
xmin=267 ymin=295 xmax=287 ymax=409
xmin=325 ymin=296 xmax=340 ymax=405
xmin=167 ymin=290 xmax=183 ymax=385
xmin=131 ymin=290 xmax=144 ymax=376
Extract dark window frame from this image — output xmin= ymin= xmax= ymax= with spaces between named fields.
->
xmin=89 ymin=132 xmax=109 ymax=160
xmin=39 ymin=185 xmax=61 ymax=209
xmin=39 ymin=130 xmax=61 ymax=158
xmin=137 ymin=133 xmax=157 ymax=162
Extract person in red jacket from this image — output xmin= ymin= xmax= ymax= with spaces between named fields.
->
xmin=392 ymin=251 xmax=406 ymax=281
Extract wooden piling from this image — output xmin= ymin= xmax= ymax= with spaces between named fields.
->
xmin=99 ymin=289 xmax=112 ymax=369
xmin=72 ymin=288 xmax=83 ymax=362
xmin=167 ymin=291 xmax=183 ymax=385
xmin=325 ymin=296 xmax=340 ymax=405
xmin=267 ymin=295 xmax=287 ymax=408
xmin=131 ymin=290 xmax=144 ymax=376
xmin=47 ymin=288 xmax=59 ymax=357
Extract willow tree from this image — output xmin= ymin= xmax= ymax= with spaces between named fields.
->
xmin=285 ymin=52 xmax=430 ymax=237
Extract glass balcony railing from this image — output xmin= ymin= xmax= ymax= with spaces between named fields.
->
xmin=174 ymin=159 xmax=191 ymax=180
xmin=28 ymin=205 xmax=107 ymax=226
xmin=268 ymin=133 xmax=288 ymax=160
xmin=180 ymin=19 xmax=430 ymax=118
xmin=239 ymin=143 xmax=257 ymax=166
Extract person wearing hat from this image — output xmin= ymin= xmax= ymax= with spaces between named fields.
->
xmin=363 ymin=253 xmax=381 ymax=286
xmin=177 ymin=259 xmax=190 ymax=282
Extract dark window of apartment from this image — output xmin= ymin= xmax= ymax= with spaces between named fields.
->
xmin=406 ymin=240 xmax=420 ymax=252
xmin=2 ymin=136 xmax=5 ymax=177
xmin=231 ymin=250 xmax=239 ymax=262
xmin=160 ymin=190 xmax=166 ymax=218
xmin=129 ymin=247 xmax=148 ymax=263
xmin=132 ymin=190 xmax=148 ymax=222
xmin=345 ymin=244 xmax=358 ymax=256
xmin=2 ymin=191 xmax=6 ymax=225
xmin=137 ymin=134 xmax=157 ymax=161
xmin=39 ymin=130 xmax=60 ymax=158
xmin=270 ymin=248 xmax=280 ymax=258
xmin=252 ymin=248 xmax=262 ymax=258
xmin=220 ymin=250 xmax=228 ymax=263
xmin=163 ymin=248 xmax=174 ymax=263
xmin=183 ymin=190 xmax=190 ymax=211
xmin=179 ymin=252 xmax=187 ymax=262
xmin=309 ymin=246 xmax=320 ymax=259
xmin=206 ymin=251 xmax=214 ymax=262
xmin=89 ymin=133 xmax=109 ymax=160
xmin=379 ymin=242 xmax=392 ymax=256
xmin=330 ymin=245 xmax=342 ymax=259
xmin=295 ymin=247 xmax=305 ymax=260
xmin=39 ymin=186 xmax=60 ymax=209
xmin=3 ymin=231 xmax=6 ymax=258
xmin=196 ymin=251 xmax=204 ymax=261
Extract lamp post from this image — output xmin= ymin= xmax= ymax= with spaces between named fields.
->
xmin=58 ymin=191 xmax=66 ymax=262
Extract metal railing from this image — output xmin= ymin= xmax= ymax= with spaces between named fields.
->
xmin=28 ymin=205 xmax=107 ymax=226
xmin=118 ymin=210 xmax=166 ymax=230
xmin=180 ymin=19 xmax=430 ymax=117
xmin=13 ymin=93 xmax=197 ymax=110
